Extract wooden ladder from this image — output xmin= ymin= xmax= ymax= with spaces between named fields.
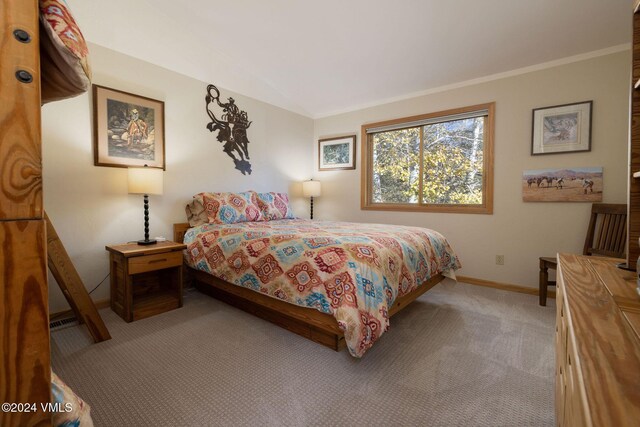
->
xmin=46 ymin=212 xmax=111 ymax=342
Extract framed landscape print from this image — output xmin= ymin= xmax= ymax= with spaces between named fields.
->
xmin=522 ymin=167 xmax=602 ymax=202
xmin=531 ymin=101 xmax=592 ymax=155
xmin=93 ymin=85 xmax=165 ymax=169
xmin=318 ymin=135 xmax=356 ymax=171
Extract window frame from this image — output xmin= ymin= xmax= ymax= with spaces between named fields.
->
xmin=361 ymin=102 xmax=495 ymax=214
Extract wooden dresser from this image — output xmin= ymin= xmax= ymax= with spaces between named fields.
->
xmin=555 ymin=254 xmax=640 ymax=426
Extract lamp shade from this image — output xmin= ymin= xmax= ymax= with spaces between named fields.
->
xmin=128 ymin=167 xmax=163 ymax=195
xmin=302 ymin=180 xmax=321 ymax=197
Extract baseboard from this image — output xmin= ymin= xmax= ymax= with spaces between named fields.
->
xmin=49 ymin=277 xmax=552 ymax=320
xmin=456 ymin=275 xmax=556 ymax=299
xmin=49 ymin=299 xmax=111 ymax=322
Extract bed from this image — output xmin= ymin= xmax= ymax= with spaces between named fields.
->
xmin=174 ymin=192 xmax=460 ymax=357
xmin=3 ymin=1 xmax=94 ymax=425
xmin=51 ymin=372 xmax=93 ymax=427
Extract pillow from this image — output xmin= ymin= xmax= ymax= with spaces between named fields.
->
xmin=255 ymin=192 xmax=295 ymax=220
xmin=198 ymin=191 xmax=263 ymax=225
xmin=51 ymin=371 xmax=94 ymax=427
xmin=185 ymin=196 xmax=208 ymax=227
xmin=39 ymin=0 xmax=92 ymax=103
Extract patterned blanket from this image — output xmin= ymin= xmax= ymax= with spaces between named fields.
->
xmin=184 ymin=219 xmax=460 ymax=357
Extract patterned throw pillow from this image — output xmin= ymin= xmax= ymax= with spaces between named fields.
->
xmin=51 ymin=371 xmax=94 ymax=427
xmin=255 ymin=192 xmax=295 ymax=220
xmin=197 ymin=191 xmax=264 ymax=224
xmin=39 ymin=0 xmax=92 ymax=103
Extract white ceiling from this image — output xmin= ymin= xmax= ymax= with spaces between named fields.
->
xmin=68 ymin=0 xmax=631 ymax=118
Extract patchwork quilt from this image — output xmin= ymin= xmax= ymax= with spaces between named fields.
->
xmin=51 ymin=371 xmax=93 ymax=426
xmin=184 ymin=219 xmax=460 ymax=357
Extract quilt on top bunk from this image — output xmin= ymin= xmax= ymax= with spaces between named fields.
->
xmin=184 ymin=219 xmax=460 ymax=357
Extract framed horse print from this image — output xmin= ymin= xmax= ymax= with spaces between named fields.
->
xmin=93 ymin=85 xmax=165 ymax=169
xmin=522 ymin=167 xmax=602 ymax=202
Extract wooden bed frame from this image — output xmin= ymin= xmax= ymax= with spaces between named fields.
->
xmin=174 ymin=222 xmax=445 ymax=352
xmin=2 ymin=1 xmax=51 ymax=425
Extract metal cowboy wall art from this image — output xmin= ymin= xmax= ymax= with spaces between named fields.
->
xmin=205 ymin=84 xmax=252 ymax=175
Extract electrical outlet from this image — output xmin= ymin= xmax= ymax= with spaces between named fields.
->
xmin=496 ymin=255 xmax=504 ymax=265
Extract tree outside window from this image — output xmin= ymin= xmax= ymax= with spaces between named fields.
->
xmin=362 ymin=103 xmax=494 ymax=214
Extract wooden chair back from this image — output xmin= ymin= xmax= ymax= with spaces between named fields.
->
xmin=583 ymin=203 xmax=627 ymax=259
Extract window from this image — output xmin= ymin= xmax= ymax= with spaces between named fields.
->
xmin=361 ymin=103 xmax=494 ymax=214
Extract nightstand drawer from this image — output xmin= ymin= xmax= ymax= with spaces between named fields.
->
xmin=128 ymin=251 xmax=182 ymax=274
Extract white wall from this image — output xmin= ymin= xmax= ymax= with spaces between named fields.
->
xmin=43 ymin=44 xmax=314 ymax=313
xmin=43 ymin=47 xmax=630 ymax=312
xmin=313 ymin=51 xmax=630 ymax=289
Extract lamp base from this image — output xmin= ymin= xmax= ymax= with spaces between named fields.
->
xmin=137 ymin=238 xmax=157 ymax=246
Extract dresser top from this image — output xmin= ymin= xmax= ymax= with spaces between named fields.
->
xmin=558 ymin=254 xmax=640 ymax=426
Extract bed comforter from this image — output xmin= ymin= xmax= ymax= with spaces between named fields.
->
xmin=184 ymin=219 xmax=460 ymax=357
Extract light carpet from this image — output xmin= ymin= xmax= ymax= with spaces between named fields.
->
xmin=51 ymin=280 xmax=556 ymax=426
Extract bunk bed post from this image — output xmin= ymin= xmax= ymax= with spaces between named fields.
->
xmin=1 ymin=0 xmax=52 ymax=425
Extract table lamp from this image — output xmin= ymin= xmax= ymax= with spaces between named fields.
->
xmin=302 ymin=179 xmax=321 ymax=220
xmin=128 ymin=165 xmax=163 ymax=245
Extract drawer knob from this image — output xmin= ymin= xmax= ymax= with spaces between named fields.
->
xmin=149 ymin=258 xmax=167 ymax=264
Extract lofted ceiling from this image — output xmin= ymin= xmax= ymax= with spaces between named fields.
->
xmin=67 ymin=0 xmax=631 ymax=118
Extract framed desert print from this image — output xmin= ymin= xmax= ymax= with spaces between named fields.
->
xmin=318 ymin=135 xmax=356 ymax=171
xmin=531 ymin=101 xmax=592 ymax=155
xmin=522 ymin=167 xmax=602 ymax=202
xmin=93 ymin=85 xmax=165 ymax=169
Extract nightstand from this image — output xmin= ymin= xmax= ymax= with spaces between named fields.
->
xmin=106 ymin=241 xmax=187 ymax=322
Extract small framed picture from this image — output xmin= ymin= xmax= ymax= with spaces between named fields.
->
xmin=531 ymin=101 xmax=592 ymax=155
xmin=318 ymin=135 xmax=356 ymax=171
xmin=93 ymin=85 xmax=165 ymax=169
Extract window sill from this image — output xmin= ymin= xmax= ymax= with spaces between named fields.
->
xmin=361 ymin=202 xmax=493 ymax=214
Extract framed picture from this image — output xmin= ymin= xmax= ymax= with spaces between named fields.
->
xmin=531 ymin=101 xmax=592 ymax=155
xmin=93 ymin=85 xmax=165 ymax=169
xmin=318 ymin=135 xmax=356 ymax=171
xmin=522 ymin=167 xmax=602 ymax=202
